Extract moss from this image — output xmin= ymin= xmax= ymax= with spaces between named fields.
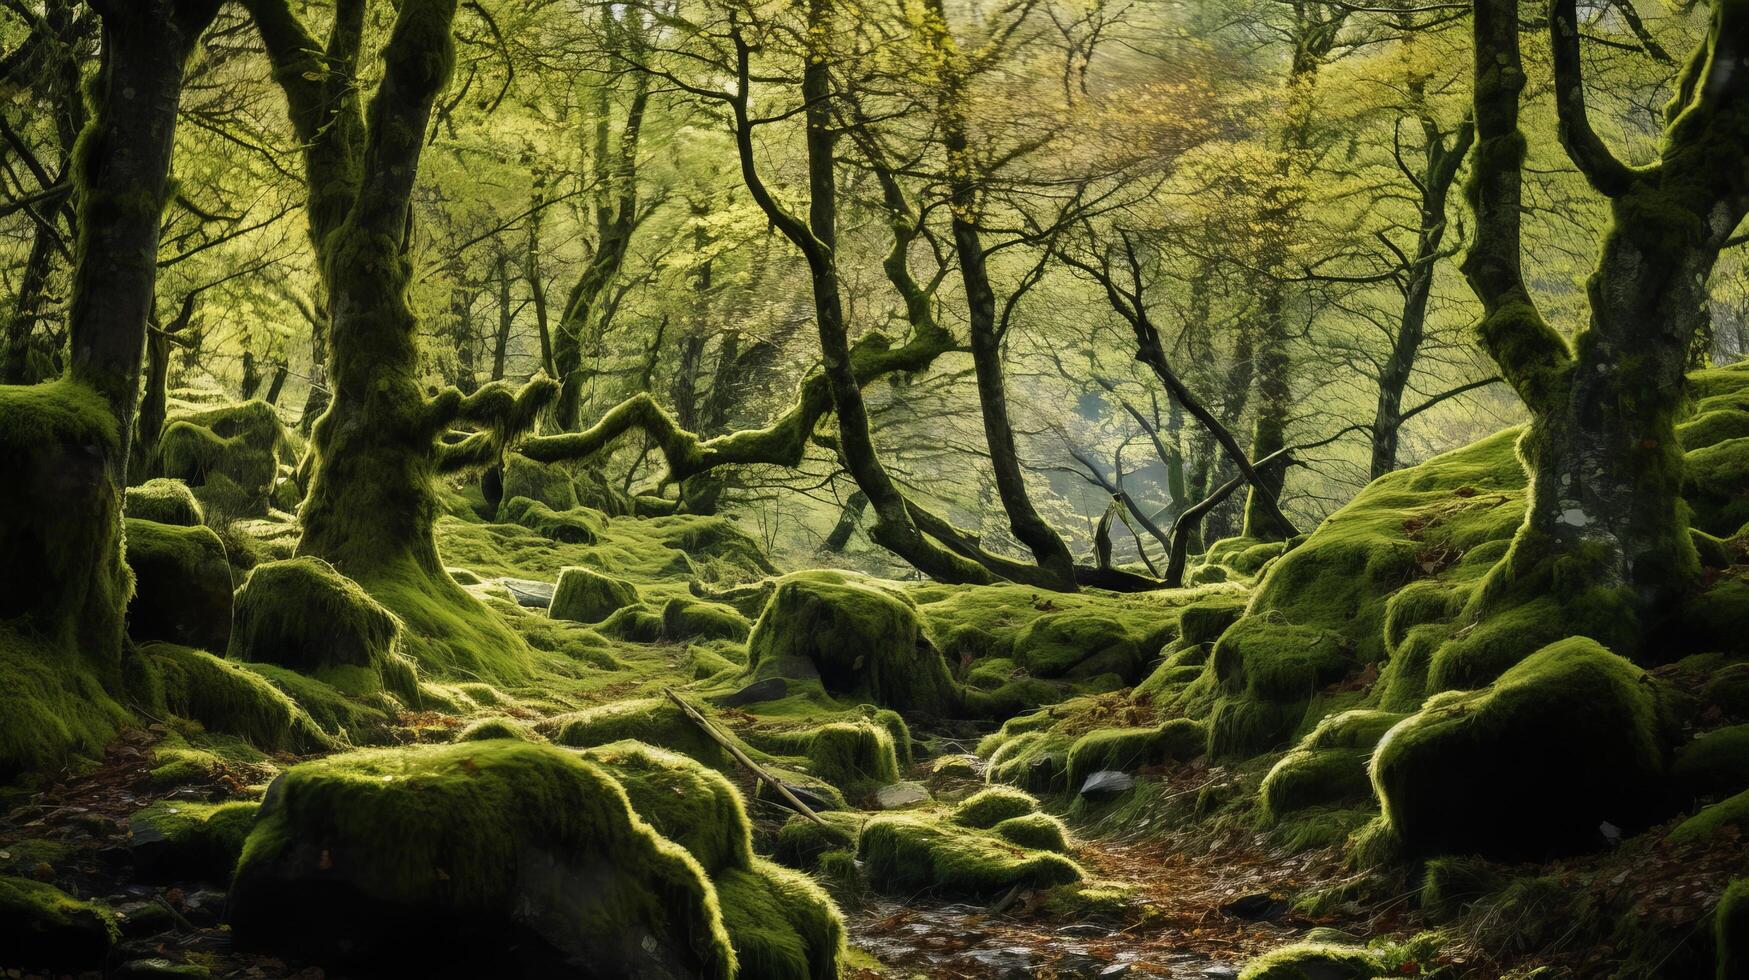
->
xmin=991 ymin=812 xmax=1069 ymax=852
xmin=1669 ymin=788 xmax=1749 ymax=845
xmin=861 ymin=707 xmax=912 ymax=764
xmin=1237 ymin=942 xmax=1383 ymax=980
xmin=1686 ymin=437 xmax=1749 ymax=536
xmin=155 ymin=401 xmax=290 ymax=518
xmin=1680 ymin=579 xmax=1749 ymax=656
xmin=1260 ymin=711 xmax=1404 ymax=819
xmin=1011 ymin=610 xmax=1145 ymax=681
xmin=1037 ymin=882 xmax=1132 ymax=920
xmin=1178 ymin=596 xmax=1247 ymax=647
xmin=1675 ymin=724 xmax=1749 ymax=800
xmin=1372 ymin=637 xmax=1667 ymax=858
xmin=1269 ymin=806 xmax=1376 ymax=852
xmin=124 ymin=518 xmax=233 ymax=653
xmin=548 ymin=566 xmax=640 ymax=624
xmin=773 ymin=814 xmax=859 ymax=870
xmin=125 ymin=478 xmax=203 ymax=526
xmin=498 ymin=495 xmax=603 ymax=544
xmin=1705 ymin=663 xmax=1749 ymax=719
xmin=229 ymin=557 xmax=419 ymax=705
xmin=598 ymin=603 xmax=665 ymax=642
xmin=1419 ymin=855 xmax=1507 ymax=922
xmin=543 ymin=697 xmax=733 ymax=770
xmin=127 ymin=800 xmax=258 ymax=883
xmin=1718 ymin=878 xmax=1749 ymax=980
xmin=952 ymin=787 xmax=1041 ymax=828
xmin=0 ymin=624 xmax=132 ymax=781
xmin=499 ymin=454 xmax=579 ymax=512
xmin=583 ymin=741 xmax=753 ymax=875
xmin=746 ymin=572 xmax=960 ymax=716
xmin=715 ymin=858 xmax=846 ymax=980
xmin=456 ymin=716 xmax=539 ymax=743
xmin=237 ymin=663 xmax=395 ymax=743
xmin=1065 ymin=719 xmax=1207 ymax=788
xmin=356 ymin=560 xmax=538 ymax=684
xmin=0 ymin=874 xmax=118 ymax=970
xmin=791 ymin=722 xmax=899 ymax=793
xmin=1207 ymin=618 xmax=1356 ymax=758
xmin=663 ymin=597 xmax=751 ymax=642
xmin=857 ymin=812 xmax=1082 ymax=896
xmin=983 ymin=728 xmax=1076 ymax=794
xmin=143 ymin=643 xmax=330 ymax=754
xmin=228 ymin=740 xmax=736 ymax=976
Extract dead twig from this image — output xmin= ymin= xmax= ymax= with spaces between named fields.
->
xmin=661 ymin=688 xmax=828 ymax=827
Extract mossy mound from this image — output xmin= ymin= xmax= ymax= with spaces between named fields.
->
xmin=1260 ymin=710 xmax=1405 ymax=819
xmin=499 ymin=455 xmax=581 ymax=512
xmin=127 ymin=800 xmax=258 ymax=883
xmin=982 ymin=725 xmax=1077 ymax=794
xmin=598 ymin=603 xmax=666 ymax=642
xmin=1718 ymin=878 xmax=1749 ymax=980
xmin=1668 ymin=788 xmax=1749 ymax=846
xmin=857 ymin=812 xmax=1083 ymax=896
xmin=715 ymin=859 xmax=845 ymax=980
xmin=543 ymin=698 xmax=732 ymax=770
xmin=784 ymin=722 xmax=899 ymax=794
xmin=137 ymin=643 xmax=329 ymax=754
xmin=0 ymin=875 xmax=118 ymax=970
xmin=125 ymin=478 xmax=203 ymax=526
xmin=155 ymin=400 xmax=292 ymax=518
xmin=1372 ymin=637 xmax=1667 ymax=858
xmin=952 ymin=787 xmax=1041 ymax=829
xmin=745 ymin=571 xmax=960 ymax=716
xmin=1704 ymin=662 xmax=1749 ymax=719
xmin=582 ymin=741 xmax=753 ymax=875
xmin=456 ymin=716 xmax=540 ymax=743
xmin=1237 ymin=942 xmax=1383 ymax=980
xmin=124 ymin=518 xmax=234 ymax=655
xmin=990 ymin=812 xmax=1070 ymax=852
xmin=228 ymin=740 xmax=737 ymax=977
xmin=1010 ymin=610 xmax=1145 ymax=681
xmin=1064 ymin=718 xmax=1207 ymax=789
xmin=1675 ymin=724 xmax=1749 ymax=800
xmin=228 ymin=557 xmax=419 ymax=704
xmin=773 ymin=813 xmax=860 ymax=870
xmin=0 ymin=381 xmax=133 ymax=779
xmin=663 ymin=597 xmax=751 ymax=642
xmin=500 ymin=496 xmax=604 ymax=544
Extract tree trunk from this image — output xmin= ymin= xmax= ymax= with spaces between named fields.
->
xmin=823 ymin=490 xmax=868 ymax=552
xmin=2 ymin=228 xmax=55 ymax=384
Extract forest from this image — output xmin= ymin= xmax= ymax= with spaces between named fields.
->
xmin=0 ymin=0 xmax=1746 ymax=976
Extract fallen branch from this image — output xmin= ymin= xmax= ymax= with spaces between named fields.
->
xmin=662 ymin=687 xmax=828 ymax=827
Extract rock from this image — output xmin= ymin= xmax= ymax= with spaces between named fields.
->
xmin=1099 ymin=965 xmax=1134 ymax=978
xmin=661 ymin=597 xmax=750 ymax=642
xmin=128 ymin=800 xmax=257 ymax=884
xmin=111 ymin=900 xmax=174 ymax=938
xmin=873 ymin=781 xmax=932 ymax=810
xmin=968 ymin=946 xmax=1035 ymax=978
xmin=763 ymin=783 xmax=840 ymax=815
xmin=125 ymin=479 xmax=203 ymax=526
xmin=124 ymin=518 xmax=233 ymax=652
xmin=710 ymin=677 xmax=789 ymax=708
xmin=1053 ymin=952 xmax=1110 ymax=976
xmin=549 ymin=566 xmax=640 ymax=624
xmin=0 ymin=875 xmax=119 ymax=970
xmin=1078 ymin=770 xmax=1135 ymax=799
xmin=1200 ymin=965 xmax=1240 ymax=979
xmin=499 ymin=577 xmax=556 ymax=608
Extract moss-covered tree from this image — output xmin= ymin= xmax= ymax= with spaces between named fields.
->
xmin=1461 ymin=0 xmax=1749 ymax=638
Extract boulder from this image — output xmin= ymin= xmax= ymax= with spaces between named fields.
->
xmin=228 ymin=557 xmax=419 ymax=704
xmin=0 ymin=875 xmax=117 ymax=970
xmin=124 ymin=518 xmax=233 ymax=652
xmin=550 ymin=566 xmax=640 ymax=624
xmin=124 ymin=478 xmax=203 ymax=526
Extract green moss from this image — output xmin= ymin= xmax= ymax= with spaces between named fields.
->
xmin=715 ymin=858 xmax=846 ymax=980
xmin=229 ymin=557 xmax=419 ymax=705
xmin=952 ymin=787 xmax=1041 ymax=828
xmin=1669 ymin=789 xmax=1749 ymax=846
xmin=1372 ymin=637 xmax=1667 ymax=858
xmin=583 ymin=740 xmax=753 ymax=875
xmin=125 ymin=478 xmax=203 ymax=526
xmin=1704 ymin=663 xmax=1749 ymax=719
xmin=1237 ymin=942 xmax=1383 ymax=980
xmin=239 ymin=663 xmax=395 ymax=743
xmin=1419 ymin=855 xmax=1507 ymax=922
xmin=1011 ymin=610 xmax=1145 ymax=681
xmin=360 ymin=560 xmax=537 ymax=683
xmin=228 ymin=740 xmax=736 ymax=976
xmin=1686 ymin=437 xmax=1749 ymax=536
xmin=773 ymin=814 xmax=859 ymax=870
xmin=1679 ymin=579 xmax=1749 ymax=656
xmin=499 ymin=455 xmax=580 ymax=512
xmin=155 ymin=401 xmax=290 ymax=518
xmin=991 ymin=812 xmax=1069 ymax=852
xmin=1260 ymin=711 xmax=1404 ymax=819
xmin=1207 ymin=618 xmax=1355 ymax=758
xmin=786 ymin=722 xmax=899 ymax=793
xmin=1675 ymin=724 xmax=1749 ymax=800
xmin=0 ymin=625 xmax=132 ymax=781
xmin=663 ymin=597 xmax=751 ymax=642
xmin=142 ymin=643 xmax=330 ymax=754
xmin=746 ymin=572 xmax=960 ymax=716
xmin=455 ymin=716 xmax=539 ymax=743
xmin=862 ymin=707 xmax=912 ymax=764
xmin=598 ymin=603 xmax=665 ymax=642
xmin=124 ymin=518 xmax=233 ymax=653
xmin=548 ymin=565 xmax=640 ymax=624
xmin=543 ymin=697 xmax=732 ymax=770
xmin=0 ymin=874 xmax=118 ymax=969
xmin=983 ymin=727 xmax=1075 ymax=793
xmin=498 ymin=496 xmax=603 ymax=544
xmin=1036 ymin=882 xmax=1132 ymax=920
xmin=857 ymin=812 xmax=1082 ymax=896
xmin=1717 ymin=878 xmax=1749 ymax=980
xmin=1065 ymin=719 xmax=1207 ymax=788
xmin=128 ymin=800 xmax=258 ymax=883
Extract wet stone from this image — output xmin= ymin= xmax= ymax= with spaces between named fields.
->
xmin=1079 ymin=770 xmax=1135 ymax=799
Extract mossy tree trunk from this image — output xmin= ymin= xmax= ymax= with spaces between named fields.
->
xmin=1462 ymin=0 xmax=1749 ymax=634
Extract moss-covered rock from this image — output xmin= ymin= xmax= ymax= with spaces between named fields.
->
xmin=139 ymin=643 xmax=329 ymax=754
xmin=1718 ymin=878 xmax=1748 ymax=980
xmin=1065 ymin=718 xmax=1207 ymax=789
xmin=543 ymin=698 xmax=732 ymax=770
xmin=127 ymin=800 xmax=258 ymax=883
xmin=124 ymin=518 xmax=234 ymax=653
xmin=991 ymin=812 xmax=1070 ymax=852
xmin=155 ymin=400 xmax=291 ymax=518
xmin=1669 ymin=788 xmax=1749 ymax=846
xmin=598 ymin=603 xmax=666 ymax=643
xmin=456 ymin=716 xmax=540 ymax=743
xmin=773 ymin=814 xmax=859 ymax=870
xmin=857 ymin=812 xmax=1082 ymax=896
xmin=663 ymin=597 xmax=751 ymax=642
xmin=1237 ymin=942 xmax=1383 ymax=980
xmin=1676 ymin=725 xmax=1749 ymax=800
xmin=0 ymin=875 xmax=117 ymax=970
xmin=500 ymin=496 xmax=603 ymax=544
xmin=715 ymin=859 xmax=845 ymax=980
xmin=546 ymin=564 xmax=636 ymax=626
xmin=952 ymin=786 xmax=1041 ymax=829
xmin=756 ymin=722 xmax=900 ymax=795
xmin=228 ymin=557 xmax=419 ymax=704
xmin=1011 ymin=610 xmax=1145 ymax=681
xmin=583 ymin=741 xmax=753 ymax=875
xmin=746 ymin=572 xmax=960 ymax=716
xmin=500 ymin=455 xmax=581 ymax=512
xmin=1372 ymin=637 xmax=1668 ymax=858
xmin=125 ymin=478 xmax=203 ymax=526
xmin=228 ymin=740 xmax=737 ymax=977
xmin=1260 ymin=710 xmax=1404 ymax=819
xmin=1705 ymin=663 xmax=1749 ymax=720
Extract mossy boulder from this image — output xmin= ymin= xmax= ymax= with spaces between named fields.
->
xmin=1718 ymin=878 xmax=1749 ymax=980
xmin=1011 ymin=610 xmax=1144 ymax=681
xmin=662 ymin=597 xmax=751 ymax=642
xmin=858 ymin=812 xmax=1082 ymax=896
xmin=583 ymin=741 xmax=753 ymax=875
xmin=228 ymin=740 xmax=737 ymax=977
xmin=1065 ymin=718 xmax=1207 ymax=789
xmin=127 ymin=800 xmax=258 ymax=883
xmin=125 ymin=478 xmax=203 ymax=526
xmin=549 ymin=566 xmax=640 ymax=624
xmin=1669 ymin=788 xmax=1749 ymax=846
xmin=599 ymin=603 xmax=666 ymax=642
xmin=499 ymin=455 xmax=580 ymax=512
xmin=124 ymin=518 xmax=234 ymax=653
xmin=952 ymin=787 xmax=1041 ymax=829
xmin=500 ymin=496 xmax=602 ymax=544
xmin=1372 ymin=637 xmax=1668 ymax=858
xmin=1675 ymin=725 xmax=1749 ymax=800
xmin=1237 ymin=942 xmax=1383 ymax=980
xmin=139 ymin=643 xmax=330 ymax=754
xmin=1260 ymin=710 xmax=1405 ymax=819
xmin=746 ymin=572 xmax=960 ymax=716
xmin=0 ymin=875 xmax=118 ymax=970
xmin=228 ymin=557 xmax=419 ymax=704
xmin=1705 ymin=663 xmax=1749 ymax=719
xmin=715 ymin=859 xmax=846 ymax=980
xmin=155 ymin=400 xmax=290 ymax=518
xmin=543 ymin=698 xmax=733 ymax=770
xmin=1208 ymin=618 xmax=1355 ymax=758
xmin=991 ymin=812 xmax=1070 ymax=852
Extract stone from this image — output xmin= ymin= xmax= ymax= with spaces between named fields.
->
xmin=873 ymin=781 xmax=932 ymax=810
xmin=1078 ymin=770 xmax=1135 ymax=799
xmin=710 ymin=677 xmax=789 ymax=708
xmin=499 ymin=577 xmax=556 ymax=608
